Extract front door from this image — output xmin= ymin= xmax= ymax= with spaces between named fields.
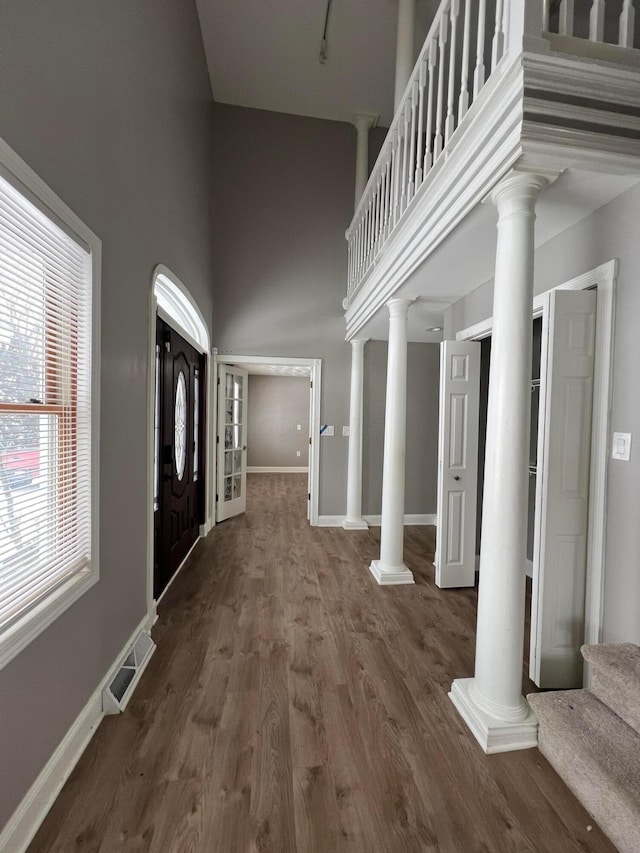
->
xmin=154 ymin=318 xmax=205 ymax=598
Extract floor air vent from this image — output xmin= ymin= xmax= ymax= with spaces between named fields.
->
xmin=103 ymin=630 xmax=155 ymax=714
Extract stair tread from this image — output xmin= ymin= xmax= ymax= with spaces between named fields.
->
xmin=581 ymin=643 xmax=640 ymax=735
xmin=529 ymin=689 xmax=640 ymax=852
xmin=528 ymin=689 xmax=640 ymax=797
xmin=582 ymin=642 xmax=640 ymax=677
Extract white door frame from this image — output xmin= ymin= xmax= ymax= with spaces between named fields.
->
xmin=455 ymin=259 xmax=617 ymax=653
xmin=146 ymin=266 xmax=213 ymax=626
xmin=214 ymin=354 xmax=322 ymax=526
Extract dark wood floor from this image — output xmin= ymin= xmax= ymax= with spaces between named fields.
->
xmin=29 ymin=474 xmax=615 ymax=852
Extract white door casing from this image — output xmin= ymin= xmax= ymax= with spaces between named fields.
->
xmin=530 ymin=289 xmax=597 ymax=688
xmin=435 ymin=341 xmax=481 ymax=588
xmin=216 ymin=364 xmax=248 ymax=522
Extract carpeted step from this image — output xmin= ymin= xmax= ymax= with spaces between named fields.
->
xmin=582 ymin=643 xmax=640 ymax=736
xmin=528 ymin=689 xmax=640 ymax=853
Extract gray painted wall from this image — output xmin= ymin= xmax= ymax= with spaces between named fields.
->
xmin=0 ymin=0 xmax=214 ymax=827
xmin=211 ymin=104 xmax=354 ymax=515
xmin=247 ymin=376 xmax=309 ymax=467
xmin=445 ymin=181 xmax=640 ymax=645
xmin=363 ymin=341 xmax=440 ymax=516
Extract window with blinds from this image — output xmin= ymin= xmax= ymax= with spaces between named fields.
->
xmin=0 ymin=163 xmax=95 ymax=658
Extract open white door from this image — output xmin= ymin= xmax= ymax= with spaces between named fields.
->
xmin=530 ymin=289 xmax=596 ymax=688
xmin=435 ymin=341 xmax=480 ymax=588
xmin=216 ymin=364 xmax=248 ymax=522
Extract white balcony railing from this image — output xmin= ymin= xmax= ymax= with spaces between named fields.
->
xmin=345 ymin=0 xmax=638 ymax=303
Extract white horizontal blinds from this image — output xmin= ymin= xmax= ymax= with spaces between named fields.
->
xmin=0 ymin=171 xmax=92 ymax=631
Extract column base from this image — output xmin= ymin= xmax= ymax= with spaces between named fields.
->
xmin=369 ymin=560 xmax=415 ymax=586
xmin=449 ymin=678 xmax=538 ymax=754
xmin=343 ymin=517 xmax=369 ymax=530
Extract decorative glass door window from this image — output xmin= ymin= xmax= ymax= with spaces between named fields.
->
xmin=223 ymin=373 xmax=244 ymax=502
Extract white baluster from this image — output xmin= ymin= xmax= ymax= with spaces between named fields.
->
xmin=348 ymin=235 xmax=353 ymax=294
xmin=474 ymin=0 xmax=487 ymax=97
xmin=373 ymin=178 xmax=381 ymax=258
xmin=459 ymin=0 xmax=472 ymax=120
xmin=434 ymin=12 xmax=449 ymax=160
xmin=559 ymin=0 xmax=575 ymax=35
xmin=589 ymin=0 xmax=605 ymax=41
xmin=424 ymin=39 xmax=437 ymax=174
xmin=619 ymin=0 xmax=635 ymax=46
xmin=408 ymin=81 xmax=419 ymax=202
xmin=445 ymin=0 xmax=460 ymax=145
xmin=401 ymin=100 xmax=411 ymax=213
xmin=542 ymin=0 xmax=551 ymax=30
xmin=393 ymin=129 xmax=402 ymax=224
xmin=380 ymin=158 xmax=389 ymax=241
xmin=415 ymin=60 xmax=427 ymax=188
xmin=491 ymin=0 xmax=505 ymax=70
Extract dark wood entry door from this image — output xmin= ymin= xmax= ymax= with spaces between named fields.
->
xmin=154 ymin=318 xmax=205 ymax=598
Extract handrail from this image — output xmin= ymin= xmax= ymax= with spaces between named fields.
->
xmin=345 ymin=0 xmax=507 ymax=301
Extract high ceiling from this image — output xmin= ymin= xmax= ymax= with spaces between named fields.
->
xmin=195 ymin=0 xmax=434 ymax=127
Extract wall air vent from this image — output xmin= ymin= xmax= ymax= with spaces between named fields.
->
xmin=102 ymin=630 xmax=155 ymax=714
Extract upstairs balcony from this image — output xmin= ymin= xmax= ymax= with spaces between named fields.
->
xmin=344 ymin=0 xmax=640 ymax=339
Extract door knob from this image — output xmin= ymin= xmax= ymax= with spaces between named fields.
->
xmin=454 ymin=476 xmax=461 ymax=481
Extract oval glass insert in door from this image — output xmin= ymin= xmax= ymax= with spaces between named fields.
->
xmin=174 ymin=370 xmax=187 ymax=480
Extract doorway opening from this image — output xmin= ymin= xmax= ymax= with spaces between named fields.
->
xmin=454 ymin=260 xmax=616 ymax=689
xmin=215 ymin=355 xmax=322 ymax=526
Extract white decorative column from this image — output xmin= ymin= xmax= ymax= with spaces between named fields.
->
xmin=370 ymin=298 xmax=414 ymax=585
xmin=394 ymin=0 xmax=417 ymax=112
xmin=450 ymin=169 xmax=551 ymax=753
xmin=344 ymin=339 xmax=369 ymax=530
xmin=353 ymin=113 xmax=377 ymax=208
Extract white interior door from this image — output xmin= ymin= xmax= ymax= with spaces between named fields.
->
xmin=216 ymin=364 xmax=248 ymax=522
xmin=530 ymin=289 xmax=596 ymax=688
xmin=435 ymin=341 xmax=480 ymax=588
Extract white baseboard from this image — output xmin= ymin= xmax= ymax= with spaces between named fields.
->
xmin=246 ymin=466 xmax=308 ymax=473
xmin=318 ymin=513 xmax=437 ymax=528
xmin=317 ymin=515 xmax=345 ymax=527
xmin=0 ymin=613 xmax=154 ymax=853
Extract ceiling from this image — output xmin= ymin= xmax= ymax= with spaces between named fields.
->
xmin=195 ymin=0 xmax=436 ymax=127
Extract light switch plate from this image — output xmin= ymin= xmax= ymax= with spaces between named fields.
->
xmin=612 ymin=432 xmax=632 ymax=461
xmin=342 ymin=426 xmax=350 ymax=437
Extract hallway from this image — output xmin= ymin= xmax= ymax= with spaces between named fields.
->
xmin=29 ymin=474 xmax=614 ymax=852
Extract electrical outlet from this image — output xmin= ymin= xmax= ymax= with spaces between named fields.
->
xmin=296 ymin=450 xmax=301 ymax=457
xmin=297 ymin=424 xmax=301 ymax=431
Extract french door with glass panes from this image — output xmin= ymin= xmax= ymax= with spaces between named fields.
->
xmin=154 ymin=318 xmax=205 ymax=598
xmin=216 ymin=364 xmax=248 ymax=522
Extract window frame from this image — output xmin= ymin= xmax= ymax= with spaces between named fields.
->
xmin=0 ymin=136 xmax=101 ymax=670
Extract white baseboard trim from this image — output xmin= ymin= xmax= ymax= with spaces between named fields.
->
xmin=199 ymin=518 xmax=213 ymax=537
xmin=246 ymin=466 xmax=308 ymax=473
xmin=0 ymin=612 xmax=154 ymax=853
xmin=317 ymin=515 xmax=345 ymax=527
xmin=318 ymin=513 xmax=437 ymax=528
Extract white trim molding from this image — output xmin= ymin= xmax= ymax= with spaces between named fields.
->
xmin=0 ymin=135 xmax=101 ymax=671
xmin=216 ymin=355 xmax=322 ymax=526
xmin=318 ymin=513 xmax=437 ymax=527
xmin=246 ymin=466 xmax=309 ymax=474
xmin=0 ymin=614 xmax=153 ymax=853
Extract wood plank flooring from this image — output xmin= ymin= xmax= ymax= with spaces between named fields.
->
xmin=28 ymin=474 xmax=616 ymax=852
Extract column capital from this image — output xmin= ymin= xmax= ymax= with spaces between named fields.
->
xmin=490 ymin=168 xmax=558 ymax=214
xmin=350 ymin=337 xmax=369 ymax=352
xmin=387 ymin=297 xmax=413 ymax=319
xmin=352 ymin=112 xmax=379 ymax=133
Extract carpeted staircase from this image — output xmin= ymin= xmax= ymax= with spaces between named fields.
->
xmin=528 ymin=643 xmax=640 ymax=853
